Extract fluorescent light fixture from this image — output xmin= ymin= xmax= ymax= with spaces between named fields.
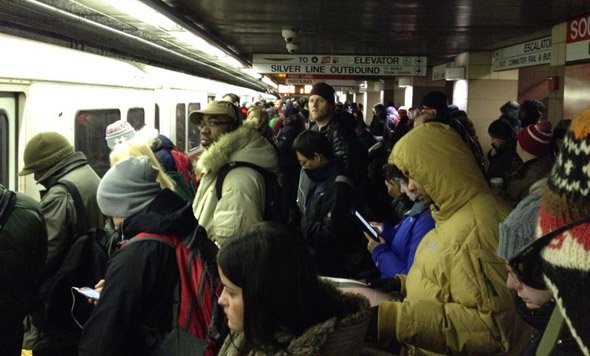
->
xmin=100 ymin=0 xmax=179 ymax=31
xmin=218 ymin=55 xmax=244 ymax=68
xmin=241 ymin=68 xmax=263 ymax=80
xmin=262 ymin=76 xmax=278 ymax=88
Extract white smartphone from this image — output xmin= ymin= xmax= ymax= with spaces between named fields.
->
xmin=353 ymin=210 xmax=380 ymax=242
xmin=73 ymin=286 xmax=101 ymax=300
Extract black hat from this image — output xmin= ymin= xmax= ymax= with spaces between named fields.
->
xmin=488 ymin=117 xmax=514 ymax=140
xmin=309 ymin=82 xmax=335 ymax=106
xmin=421 ymin=91 xmax=448 ymax=116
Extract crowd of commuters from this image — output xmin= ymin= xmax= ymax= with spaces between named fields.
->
xmin=2 ymin=83 xmax=589 ymax=356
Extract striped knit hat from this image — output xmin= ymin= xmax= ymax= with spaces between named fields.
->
xmin=539 ymin=108 xmax=590 ymax=355
xmin=517 ymin=119 xmax=552 ymax=158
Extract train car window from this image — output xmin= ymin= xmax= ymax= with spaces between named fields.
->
xmin=207 ymin=95 xmax=215 ymax=103
xmin=127 ymin=108 xmax=145 ymax=131
xmin=154 ymin=104 xmax=160 ymax=131
xmin=75 ymin=109 xmax=120 ymax=178
xmin=175 ymin=103 xmax=186 ymax=152
xmin=0 ymin=111 xmax=8 ymax=186
xmin=187 ymin=103 xmax=201 ymax=152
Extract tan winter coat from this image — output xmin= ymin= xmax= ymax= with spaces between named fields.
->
xmin=192 ymin=124 xmax=278 ymax=247
xmin=379 ymin=123 xmax=531 ymax=355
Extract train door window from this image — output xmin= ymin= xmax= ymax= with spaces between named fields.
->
xmin=0 ymin=111 xmax=8 ymax=186
xmin=207 ymin=95 xmax=215 ymax=103
xmin=127 ymin=108 xmax=145 ymax=131
xmin=187 ymin=102 xmax=201 ymax=151
xmin=154 ymin=104 xmax=160 ymax=131
xmin=75 ymin=109 xmax=120 ymax=177
xmin=175 ymin=103 xmax=186 ymax=152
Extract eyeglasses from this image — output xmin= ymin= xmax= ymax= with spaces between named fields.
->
xmin=197 ymin=120 xmax=233 ymax=130
xmin=508 ymin=214 xmax=590 ymax=290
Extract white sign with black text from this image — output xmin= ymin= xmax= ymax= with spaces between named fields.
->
xmin=492 ymin=37 xmax=552 ymax=71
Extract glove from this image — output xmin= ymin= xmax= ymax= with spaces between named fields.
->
xmin=368 ymin=277 xmax=401 ymax=293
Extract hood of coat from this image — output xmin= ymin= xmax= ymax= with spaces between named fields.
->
xmin=38 ymin=151 xmax=89 ymax=187
xmin=390 ymin=122 xmax=489 ymax=222
xmin=197 ymin=122 xmax=278 ymax=175
xmin=122 ymin=188 xmax=197 ymax=239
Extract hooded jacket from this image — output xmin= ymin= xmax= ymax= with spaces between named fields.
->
xmin=24 ymin=152 xmax=105 ymax=350
xmin=380 ymin=123 xmax=531 ymax=355
xmin=79 ymin=189 xmax=195 ymax=356
xmin=192 ymin=124 xmax=278 ymax=246
xmin=218 ymin=281 xmax=370 ymax=355
xmin=0 ymin=187 xmax=47 ymax=355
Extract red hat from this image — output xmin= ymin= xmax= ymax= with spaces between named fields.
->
xmin=517 ymin=120 xmax=552 ymax=157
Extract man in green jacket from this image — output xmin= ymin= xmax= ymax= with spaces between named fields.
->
xmin=19 ymin=132 xmax=105 ymax=356
xmin=0 ymin=185 xmax=47 ymax=356
xmin=377 ymin=122 xmax=531 ymax=354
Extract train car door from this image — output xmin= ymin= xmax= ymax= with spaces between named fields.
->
xmin=0 ymin=92 xmax=17 ymax=190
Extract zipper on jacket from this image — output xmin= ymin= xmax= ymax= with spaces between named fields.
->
xmin=478 ymin=259 xmax=499 ymax=297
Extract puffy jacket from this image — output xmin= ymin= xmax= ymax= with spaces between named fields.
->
xmin=371 ymin=201 xmax=434 ymax=278
xmin=23 ymin=152 xmax=105 ymax=350
xmin=192 ymin=124 xmax=278 ymax=247
xmin=218 ymin=281 xmax=370 ymax=355
xmin=0 ymin=187 xmax=47 ymax=355
xmin=503 ymin=152 xmax=554 ymax=205
xmin=380 ymin=123 xmax=531 ymax=355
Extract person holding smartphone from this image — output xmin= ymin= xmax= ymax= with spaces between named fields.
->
xmin=365 ymin=164 xmax=434 ymax=278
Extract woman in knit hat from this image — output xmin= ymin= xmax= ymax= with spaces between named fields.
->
xmin=78 ymin=156 xmax=214 ymax=356
xmin=535 ymin=108 xmax=590 ymax=355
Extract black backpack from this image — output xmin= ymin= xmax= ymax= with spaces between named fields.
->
xmin=215 ymin=161 xmax=285 ymax=224
xmin=39 ymin=180 xmax=108 ymax=332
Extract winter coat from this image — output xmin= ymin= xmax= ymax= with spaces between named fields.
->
xmin=24 ymin=152 xmax=105 ymax=351
xmin=218 ymin=281 xmax=370 ymax=355
xmin=311 ymin=113 xmax=367 ymax=186
xmin=192 ymin=124 xmax=278 ymax=247
xmin=486 ymin=140 xmax=518 ymax=181
xmin=381 ymin=122 xmax=531 ymax=355
xmin=503 ymin=152 xmax=554 ymax=205
xmin=371 ymin=201 xmax=434 ymax=278
xmin=79 ymin=189 xmax=197 ymax=356
xmin=275 ymin=124 xmax=304 ymax=225
xmin=300 ymin=160 xmax=372 ymax=278
xmin=0 ymin=187 xmax=47 ymax=356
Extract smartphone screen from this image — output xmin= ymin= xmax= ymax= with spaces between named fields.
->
xmin=354 ymin=210 xmax=380 ymax=241
xmin=73 ymin=286 xmax=100 ymax=300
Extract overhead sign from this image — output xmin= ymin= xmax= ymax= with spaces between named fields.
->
xmin=492 ymin=37 xmax=551 ymax=71
xmin=253 ymin=54 xmax=427 ymax=76
xmin=284 ymin=74 xmax=356 ymax=86
xmin=566 ymin=13 xmax=590 ymax=62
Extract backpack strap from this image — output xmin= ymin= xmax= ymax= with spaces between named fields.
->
xmin=0 ymin=188 xmax=17 ymax=231
xmin=536 ymin=305 xmax=564 ymax=356
xmin=57 ymin=179 xmax=88 ymax=236
xmin=215 ymin=161 xmax=267 ymax=200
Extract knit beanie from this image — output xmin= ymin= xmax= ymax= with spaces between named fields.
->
xmin=497 ymin=190 xmax=543 ymax=260
xmin=105 ymin=120 xmax=136 ymax=150
xmin=517 ymin=120 xmax=552 ymax=158
xmin=309 ymin=82 xmax=335 ymax=106
xmin=19 ymin=132 xmax=75 ymax=176
xmin=488 ymin=117 xmax=514 ymax=140
xmin=97 ymin=156 xmax=162 ymax=218
xmin=420 ymin=90 xmax=448 ymax=116
xmin=538 ymin=108 xmax=590 ymax=355
xmin=500 ymin=100 xmax=520 ymax=121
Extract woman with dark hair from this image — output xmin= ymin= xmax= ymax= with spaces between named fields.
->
xmin=217 ymin=222 xmax=371 ymax=355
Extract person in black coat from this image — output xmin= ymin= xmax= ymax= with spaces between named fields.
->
xmin=0 ymin=185 xmax=47 ymax=356
xmin=294 ymin=131 xmax=375 ymax=279
xmin=79 ymin=156 xmax=214 ymax=356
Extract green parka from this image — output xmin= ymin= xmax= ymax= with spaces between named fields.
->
xmin=379 ymin=123 xmax=531 ymax=355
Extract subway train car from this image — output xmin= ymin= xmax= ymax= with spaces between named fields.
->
xmin=0 ymin=33 xmax=274 ymax=198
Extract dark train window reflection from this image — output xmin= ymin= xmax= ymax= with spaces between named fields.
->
xmin=0 ymin=111 xmax=8 ymax=186
xmin=75 ymin=109 xmax=120 ymax=177
xmin=127 ymin=108 xmax=145 ymax=131
xmin=187 ymin=102 xmax=201 ymax=152
xmin=175 ymin=103 xmax=186 ymax=152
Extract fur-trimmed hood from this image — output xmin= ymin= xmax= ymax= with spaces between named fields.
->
xmin=197 ymin=123 xmax=278 ymax=174
xmin=219 ymin=281 xmax=370 ymax=355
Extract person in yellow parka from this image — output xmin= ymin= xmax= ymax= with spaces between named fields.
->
xmin=378 ymin=122 xmax=532 ymax=355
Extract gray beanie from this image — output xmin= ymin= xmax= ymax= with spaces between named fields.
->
xmin=97 ymin=156 xmax=162 ymax=218
xmin=497 ymin=190 xmax=543 ymax=260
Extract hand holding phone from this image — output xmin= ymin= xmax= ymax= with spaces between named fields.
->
xmin=353 ymin=210 xmax=380 ymax=242
xmin=73 ymin=286 xmax=100 ymax=300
